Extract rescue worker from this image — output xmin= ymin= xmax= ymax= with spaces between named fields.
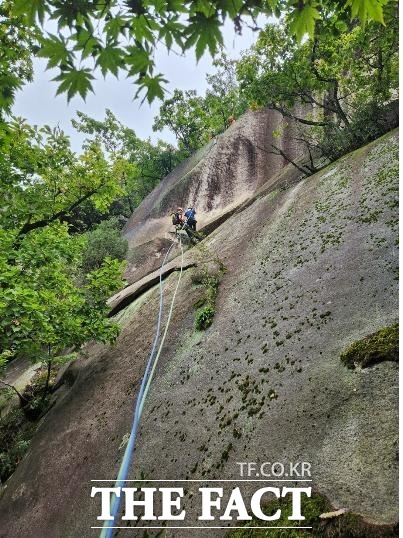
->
xmin=172 ymin=207 xmax=184 ymax=227
xmin=184 ymin=207 xmax=197 ymax=231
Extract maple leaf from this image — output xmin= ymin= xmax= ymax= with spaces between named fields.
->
xmin=134 ymin=74 xmax=168 ymax=104
xmin=289 ymin=3 xmax=322 ymax=42
xmin=125 ymin=47 xmax=154 ymax=76
xmin=37 ymin=34 xmax=73 ymax=70
xmin=345 ymin=0 xmax=385 ymax=25
xmin=53 ymin=68 xmax=95 ymax=101
xmin=105 ymin=14 xmax=128 ymax=40
xmin=96 ymin=47 xmax=122 ymax=77
xmin=185 ymin=14 xmax=223 ymax=61
xmin=11 ymin=0 xmax=47 ymax=25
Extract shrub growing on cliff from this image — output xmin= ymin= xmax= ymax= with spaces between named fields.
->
xmin=0 ymin=223 xmax=126 ymax=408
xmin=193 ymin=257 xmax=226 ymax=330
xmin=0 ymin=408 xmax=36 ymax=483
xmin=81 ymin=218 xmax=128 ymax=273
xmin=153 ymin=56 xmax=247 ymax=154
xmin=195 ymin=306 xmax=216 ymax=331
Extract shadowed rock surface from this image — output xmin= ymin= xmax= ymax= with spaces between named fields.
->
xmin=0 ymin=129 xmax=398 ymax=537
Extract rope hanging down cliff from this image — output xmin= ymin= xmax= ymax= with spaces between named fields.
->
xmin=100 ymin=237 xmax=184 ymax=538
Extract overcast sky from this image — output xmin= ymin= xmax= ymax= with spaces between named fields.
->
xmin=13 ymin=19 xmax=265 ymax=152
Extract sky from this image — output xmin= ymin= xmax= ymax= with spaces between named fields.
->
xmin=13 ymin=19 xmax=265 ymax=152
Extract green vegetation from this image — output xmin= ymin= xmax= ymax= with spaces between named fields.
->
xmin=0 ymin=2 xmax=36 ymax=114
xmin=193 ymin=259 xmax=225 ymax=331
xmin=153 ymin=55 xmax=246 ymax=155
xmin=0 ymin=106 xmax=184 ymax=416
xmin=227 ymin=491 xmax=398 ymax=537
xmin=153 ymin=9 xmax=398 ymax=167
xmin=0 ymin=115 xmax=135 ymax=418
xmin=1 ymin=0 xmax=391 ymax=106
xmin=81 ymin=218 xmax=128 ymax=273
xmin=341 ymin=324 xmax=398 ymax=369
xmin=71 ymin=109 xmax=182 ymax=215
xmin=0 ymin=214 xmax=125 ymax=398
xmin=0 ymin=361 xmax=61 ymax=482
xmin=0 ymin=408 xmax=36 ymax=483
xmin=195 ymin=306 xmax=216 ymax=331
xmin=236 ymin=6 xmax=398 ymax=164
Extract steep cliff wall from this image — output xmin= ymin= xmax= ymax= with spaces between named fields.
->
xmin=0 ymin=129 xmax=398 ymax=537
xmin=122 ymin=107 xmax=307 ymax=284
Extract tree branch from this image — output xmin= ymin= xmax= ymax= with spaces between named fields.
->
xmin=269 ymin=104 xmax=333 ymax=127
xmin=0 ymin=379 xmax=28 ymax=404
xmin=13 ymin=189 xmax=98 ymax=248
xmin=269 ymin=144 xmax=313 ymax=176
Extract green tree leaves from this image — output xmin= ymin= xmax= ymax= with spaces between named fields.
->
xmin=96 ymin=46 xmax=123 ymax=77
xmin=37 ymin=34 xmax=72 ymax=69
xmin=0 ymin=1 xmax=36 ymax=116
xmin=134 ymin=73 xmax=168 ymax=103
xmin=184 ymin=14 xmax=223 ymax=60
xmin=11 ymin=0 xmax=46 ymax=25
xmin=81 ymin=218 xmax=128 ymax=273
xmin=53 ymin=68 xmax=94 ymax=101
xmin=0 ymin=121 xmax=127 ymax=370
xmin=153 ymin=56 xmax=247 ymax=155
xmin=3 ymin=0 xmax=392 ymax=106
xmin=236 ymin=11 xmax=398 ymax=160
xmin=71 ymin=108 xmax=181 ymax=214
xmin=105 ymin=14 xmax=129 ymax=41
xmin=153 ymin=89 xmax=210 ymax=154
xmin=125 ymin=46 xmax=153 ymax=76
xmin=0 ymin=224 xmax=125 ymax=363
xmin=346 ymin=0 xmax=387 ymax=25
xmin=289 ymin=3 xmax=322 ymax=41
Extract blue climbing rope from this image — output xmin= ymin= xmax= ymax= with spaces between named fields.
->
xmin=100 ymin=237 xmax=184 ymax=538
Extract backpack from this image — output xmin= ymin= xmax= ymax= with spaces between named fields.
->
xmin=172 ymin=212 xmax=181 ymax=226
xmin=185 ymin=208 xmax=196 ymax=221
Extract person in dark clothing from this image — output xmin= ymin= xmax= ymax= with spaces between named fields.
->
xmin=172 ymin=207 xmax=185 ymax=227
xmin=184 ymin=207 xmax=197 ymax=231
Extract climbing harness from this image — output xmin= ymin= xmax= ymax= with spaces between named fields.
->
xmin=100 ymin=237 xmax=184 ymax=538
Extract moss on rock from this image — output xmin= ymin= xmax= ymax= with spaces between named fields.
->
xmin=341 ymin=324 xmax=398 ymax=369
xmin=192 ymin=256 xmax=226 ymax=331
xmin=227 ymin=491 xmax=398 ymax=537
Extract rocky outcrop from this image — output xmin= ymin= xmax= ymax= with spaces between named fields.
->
xmin=0 ymin=129 xmax=398 ymax=537
xmin=123 ymin=107 xmax=308 ymax=283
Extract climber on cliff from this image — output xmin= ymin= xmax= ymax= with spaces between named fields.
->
xmin=184 ymin=207 xmax=197 ymax=231
xmin=172 ymin=207 xmax=184 ymax=227
xmin=171 ymin=206 xmax=200 ymax=243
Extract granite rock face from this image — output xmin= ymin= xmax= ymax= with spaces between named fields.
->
xmin=0 ymin=129 xmax=398 ymax=537
xmin=122 ymin=108 xmax=307 ymax=283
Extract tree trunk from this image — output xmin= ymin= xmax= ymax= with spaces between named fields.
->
xmin=41 ymin=347 xmax=52 ymax=402
xmin=270 ymin=144 xmax=313 ymax=176
xmin=0 ymin=379 xmax=28 ymax=405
